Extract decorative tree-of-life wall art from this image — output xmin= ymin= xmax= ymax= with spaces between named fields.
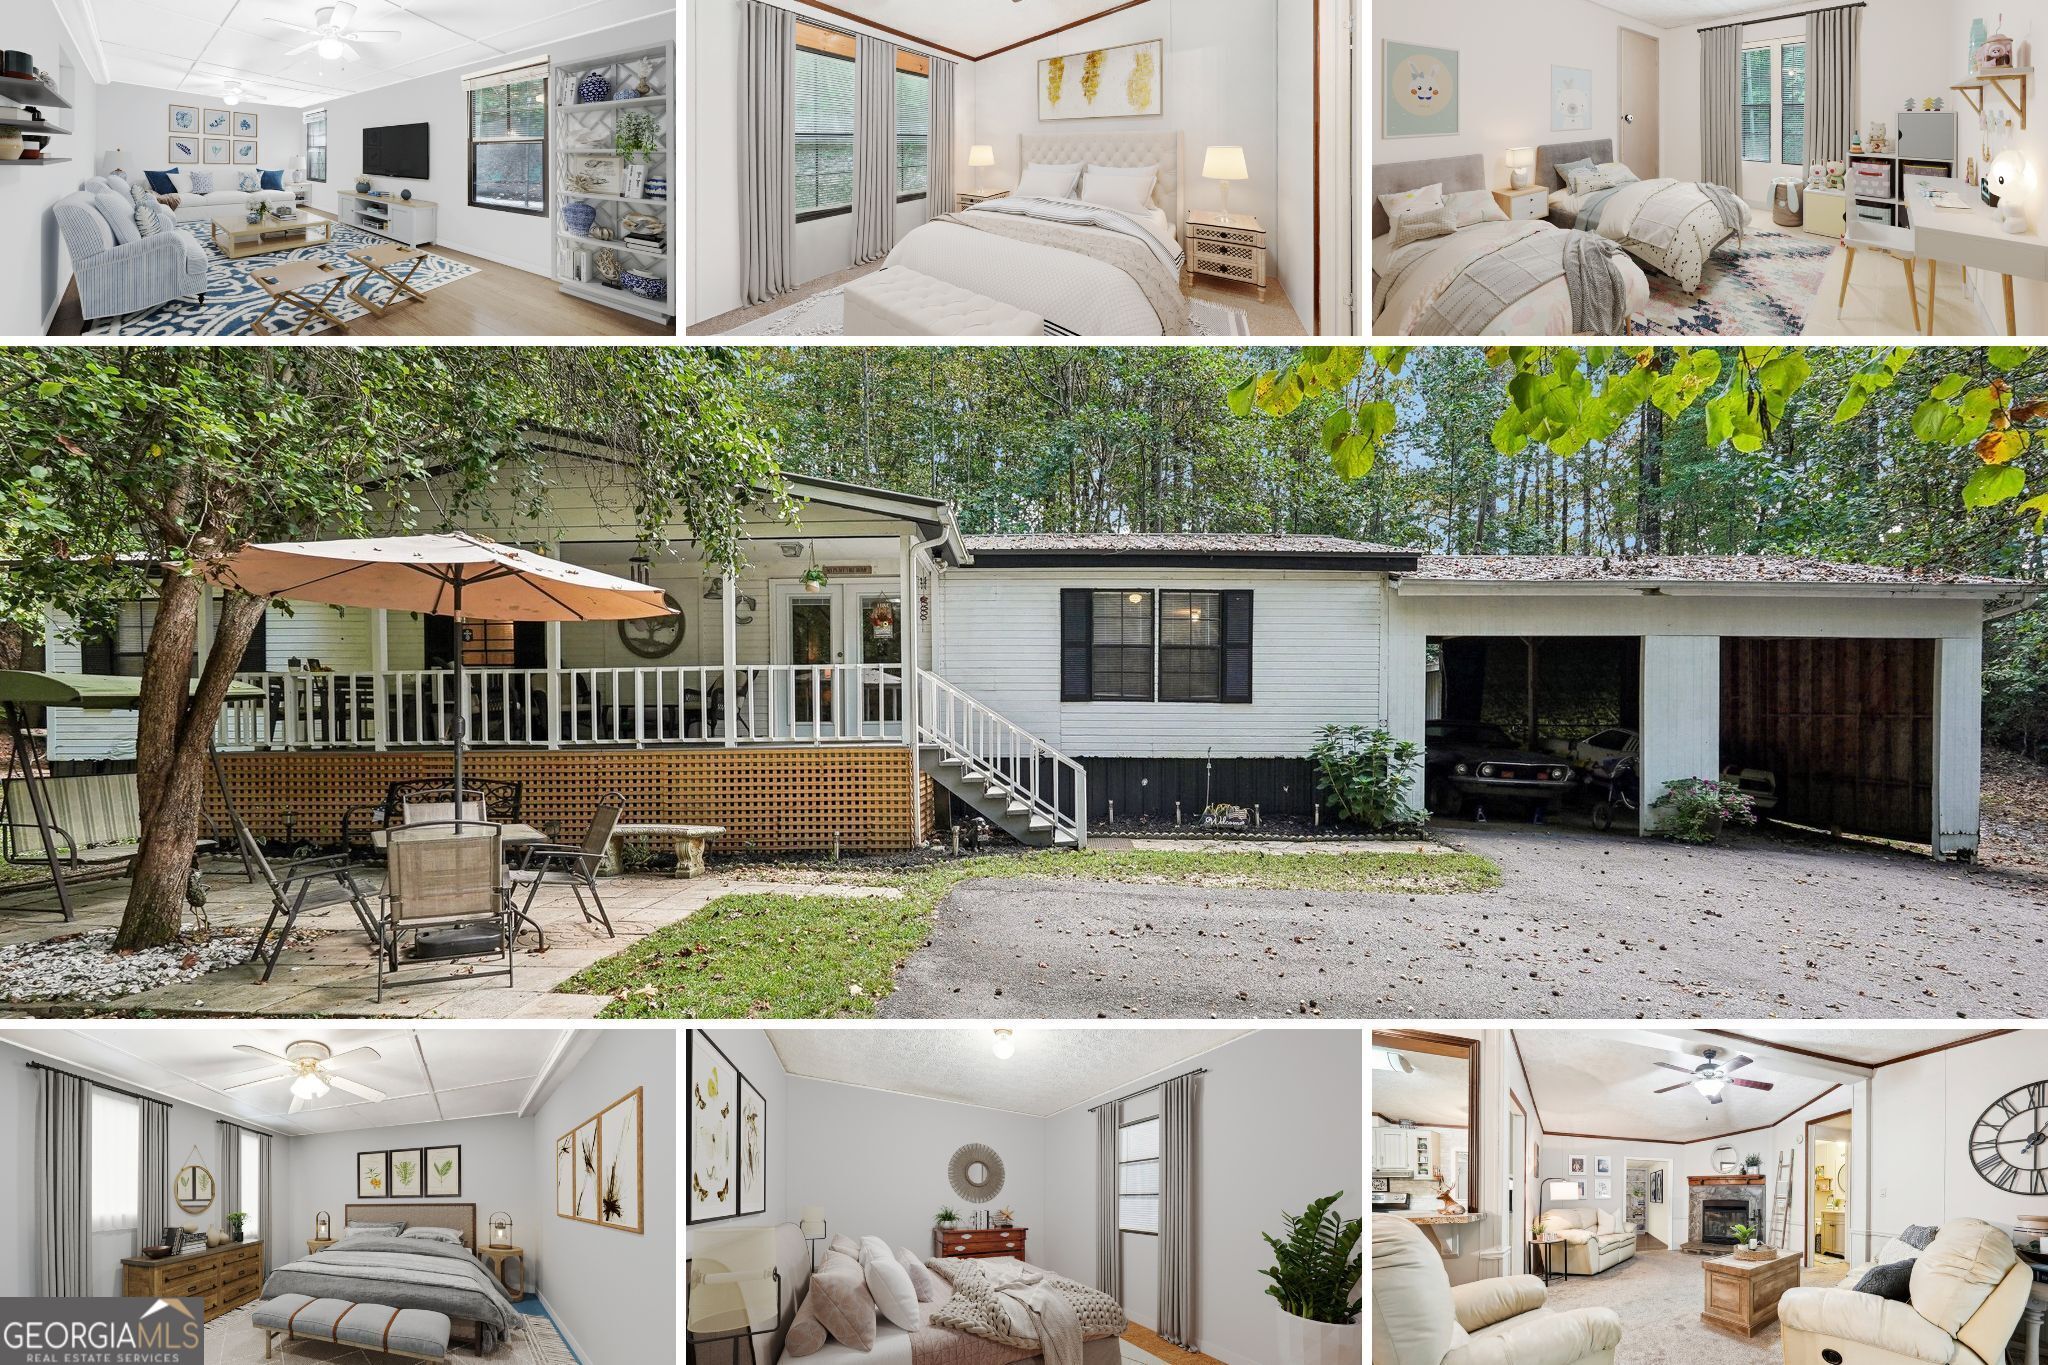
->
xmin=1382 ymin=41 xmax=1459 ymax=138
xmin=739 ymin=1075 xmax=767 ymax=1216
xmin=689 ymin=1032 xmax=740 ymax=1225
xmin=558 ymin=1088 xmax=645 ymax=1233
xmin=1552 ymin=65 xmax=1593 ymax=132
xmin=1038 ymin=40 xmax=1163 ymax=121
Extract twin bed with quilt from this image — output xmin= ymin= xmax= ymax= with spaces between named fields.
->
xmin=1535 ymin=138 xmax=1748 ymax=294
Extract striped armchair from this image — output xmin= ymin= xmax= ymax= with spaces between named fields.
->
xmin=52 ymin=174 xmax=207 ymax=324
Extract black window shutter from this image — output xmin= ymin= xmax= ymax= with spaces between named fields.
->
xmin=237 ymin=608 xmax=269 ymax=673
xmin=1060 ymin=589 xmax=1093 ymax=702
xmin=424 ymin=615 xmax=456 ymax=669
xmin=1221 ymin=591 xmax=1253 ymax=703
xmin=79 ymin=630 xmax=116 ymax=676
xmin=513 ymin=621 xmax=547 ymax=669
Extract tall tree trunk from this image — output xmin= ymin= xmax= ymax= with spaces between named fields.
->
xmin=1638 ymin=351 xmax=1667 ymax=553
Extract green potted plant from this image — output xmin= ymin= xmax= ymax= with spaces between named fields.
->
xmin=801 ymin=564 xmax=829 ymax=592
xmin=1260 ymin=1193 xmax=1360 ymax=1365
xmin=1650 ymin=776 xmax=1757 ymax=844
xmin=224 ymin=1212 xmax=247 ymax=1243
xmin=1743 ymin=1153 xmax=1763 ymax=1173
xmin=614 ymin=109 xmax=660 ymax=198
xmin=934 ymin=1205 xmax=960 ymax=1230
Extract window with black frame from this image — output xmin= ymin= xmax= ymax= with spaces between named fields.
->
xmin=1088 ymin=590 xmax=1155 ymax=701
xmin=303 ymin=108 xmax=327 ymax=183
xmin=1159 ymin=591 xmax=1223 ymax=702
xmin=466 ymin=60 xmax=547 ymax=214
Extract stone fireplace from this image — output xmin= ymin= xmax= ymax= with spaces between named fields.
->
xmin=1683 ymin=1175 xmax=1767 ymax=1254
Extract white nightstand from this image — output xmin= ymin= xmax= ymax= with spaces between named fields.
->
xmin=956 ymin=189 xmax=1008 ymax=212
xmin=1493 ymin=185 xmax=1549 ymax=222
xmin=1185 ymin=210 xmax=1267 ymax=300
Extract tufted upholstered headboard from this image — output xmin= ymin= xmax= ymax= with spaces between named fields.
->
xmin=1536 ymin=138 xmax=1616 ymax=192
xmin=1020 ymin=130 xmax=1185 ymax=228
xmin=346 ymin=1202 xmax=476 ymax=1247
xmin=1371 ymin=153 xmax=1485 ymax=238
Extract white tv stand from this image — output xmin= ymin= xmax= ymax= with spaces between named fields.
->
xmin=337 ymin=189 xmax=437 ymax=247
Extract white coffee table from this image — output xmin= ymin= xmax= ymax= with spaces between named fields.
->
xmin=210 ymin=204 xmax=337 ymax=260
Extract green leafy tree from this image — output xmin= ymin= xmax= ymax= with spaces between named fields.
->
xmin=0 ymin=347 xmax=780 ymax=949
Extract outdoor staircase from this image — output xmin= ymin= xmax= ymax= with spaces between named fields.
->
xmin=916 ymin=674 xmax=1087 ymax=849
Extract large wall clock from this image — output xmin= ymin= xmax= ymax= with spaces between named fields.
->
xmin=1970 ymin=1080 xmax=2048 ymax=1195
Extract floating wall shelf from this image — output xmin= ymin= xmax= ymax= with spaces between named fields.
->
xmin=1952 ymin=67 xmax=2031 ymax=129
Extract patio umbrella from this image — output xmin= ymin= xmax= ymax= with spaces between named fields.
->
xmin=204 ymin=533 xmax=670 ymax=795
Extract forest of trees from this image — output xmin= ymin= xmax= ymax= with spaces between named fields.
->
xmin=744 ymin=344 xmax=2048 ymax=755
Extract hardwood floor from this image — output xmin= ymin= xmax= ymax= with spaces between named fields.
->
xmin=47 ymin=243 xmax=674 ymax=338
xmin=1122 ymin=1322 xmax=1230 ymax=1365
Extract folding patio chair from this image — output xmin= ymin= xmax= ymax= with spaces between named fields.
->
xmin=508 ymin=795 xmax=624 ymax=947
xmin=239 ymin=813 xmax=379 ymax=983
xmin=376 ymin=820 xmax=515 ymax=1002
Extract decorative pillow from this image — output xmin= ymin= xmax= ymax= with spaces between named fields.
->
xmin=105 ymin=173 xmax=131 ymax=196
xmin=131 ymin=184 xmax=164 ymax=239
xmin=1596 ymin=160 xmax=1640 ymax=184
xmin=1377 ymin=182 xmax=1444 ymax=224
xmin=1595 ymin=1209 xmax=1617 ymax=1235
xmin=1852 ymin=1260 xmax=1916 ymax=1301
xmin=1566 ymin=167 xmax=1625 ymax=196
xmin=188 ymin=169 xmax=215 ymax=194
xmin=261 ymin=168 xmax=286 ymax=191
xmin=805 ymin=1254 xmax=878 ymax=1351
xmin=344 ymin=1220 xmax=406 ymax=1235
xmin=1388 ymin=201 xmax=1457 ymax=248
xmin=861 ymin=1235 xmax=921 ymax=1330
xmin=93 ymin=191 xmax=142 ymax=246
xmin=144 ymin=169 xmax=180 ymax=196
xmin=896 ymin=1247 xmax=937 ymax=1302
xmin=1900 ymin=1224 xmax=1939 ymax=1250
xmin=783 ymin=1290 xmax=828 ymax=1357
xmin=400 ymin=1226 xmax=464 ymax=1243
xmin=1552 ymin=156 xmax=1598 ymax=188
xmin=1445 ymin=188 xmax=1508 ymax=227
xmin=829 ymin=1234 xmax=861 ymax=1259
xmin=156 ymin=193 xmax=182 ymax=210
xmin=1079 ymin=168 xmax=1156 ymax=215
xmin=237 ymin=170 xmax=261 ymax=193
xmin=1016 ymin=162 xmax=1084 ymax=199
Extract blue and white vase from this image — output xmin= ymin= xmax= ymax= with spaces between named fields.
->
xmin=577 ymin=70 xmax=612 ymax=104
xmin=644 ymin=175 xmax=668 ymax=200
xmin=621 ymin=271 xmax=667 ymax=302
xmin=562 ymin=201 xmax=597 ymax=235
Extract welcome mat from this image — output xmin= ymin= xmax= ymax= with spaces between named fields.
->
xmin=1642 ymin=224 xmax=1836 ymax=336
xmin=87 ymin=222 xmax=480 ymax=337
xmin=729 ymin=286 xmax=1249 ymax=338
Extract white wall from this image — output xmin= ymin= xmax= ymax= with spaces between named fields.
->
xmin=2 ymin=0 xmax=100 ymax=334
xmin=96 ymin=83 xmax=300 ymax=184
xmin=936 ymin=568 xmax=1387 ymax=758
xmin=1872 ymin=1031 xmax=2048 ymax=1243
xmin=308 ymin=12 xmax=673 ymax=278
xmin=1948 ymin=0 xmax=2044 ymax=332
xmin=532 ymin=1028 xmax=677 ymax=1365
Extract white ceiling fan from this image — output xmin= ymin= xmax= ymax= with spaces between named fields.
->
xmin=221 ymin=1040 xmax=387 ymax=1113
xmin=268 ymin=3 xmax=401 ymax=64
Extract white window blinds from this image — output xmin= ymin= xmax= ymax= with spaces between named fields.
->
xmin=240 ymin=1129 xmax=263 ymax=1240
xmin=90 ymin=1090 xmax=140 ymax=1233
xmin=896 ymin=68 xmax=929 ymax=196
xmin=1117 ymin=1117 xmax=1161 ymax=1233
xmin=796 ymin=45 xmax=856 ymax=213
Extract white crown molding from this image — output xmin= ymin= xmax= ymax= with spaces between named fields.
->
xmin=53 ymin=0 xmax=111 ymax=87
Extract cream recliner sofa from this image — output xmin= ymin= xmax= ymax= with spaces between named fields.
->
xmin=1543 ymin=1210 xmax=1638 ymax=1276
xmin=1373 ymin=1215 xmax=1623 ymax=1365
xmin=1780 ymin=1219 xmax=2031 ymax=1365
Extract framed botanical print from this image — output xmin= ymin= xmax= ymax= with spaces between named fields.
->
xmin=425 ymin=1145 xmax=461 ymax=1197
xmin=554 ymin=1132 xmax=577 ymax=1218
xmin=203 ymin=139 xmax=230 ymax=164
xmin=235 ymin=111 xmax=259 ymax=137
xmin=572 ymin=1118 xmax=599 ymax=1221
xmin=739 ymin=1076 xmax=766 ymax=1216
xmin=356 ymin=1150 xmax=388 ymax=1199
xmin=168 ymin=137 xmax=198 ymax=164
xmin=204 ymin=108 xmax=230 ymax=135
xmin=598 ymin=1089 xmax=644 ymax=1233
xmin=169 ymin=105 xmax=199 ymax=134
xmin=688 ymin=1032 xmax=739 ymax=1225
xmin=233 ymin=140 xmax=257 ymax=164
xmin=389 ymin=1148 xmax=424 ymax=1199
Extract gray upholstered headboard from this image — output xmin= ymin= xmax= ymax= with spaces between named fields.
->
xmin=1371 ymin=153 xmax=1486 ymax=238
xmin=346 ymin=1201 xmax=476 ymax=1247
xmin=1536 ymin=138 xmax=1616 ymax=191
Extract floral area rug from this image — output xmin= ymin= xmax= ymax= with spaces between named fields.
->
xmin=1642 ymin=224 xmax=1836 ymax=336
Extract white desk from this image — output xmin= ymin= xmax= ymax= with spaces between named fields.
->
xmin=1900 ymin=174 xmax=2048 ymax=335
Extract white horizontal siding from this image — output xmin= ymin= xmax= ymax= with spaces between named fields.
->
xmin=43 ymin=616 xmax=137 ymax=761
xmin=934 ymin=569 xmax=1388 ymax=758
xmin=261 ymin=603 xmax=374 ymax=670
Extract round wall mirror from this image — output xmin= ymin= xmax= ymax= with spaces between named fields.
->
xmin=175 ymin=1163 xmax=215 ymax=1214
xmin=948 ymin=1143 xmax=1005 ymax=1203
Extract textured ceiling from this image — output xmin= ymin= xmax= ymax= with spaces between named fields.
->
xmin=0 ymin=1027 xmax=584 ymax=1135
xmin=766 ymin=1027 xmax=1252 ymax=1116
xmin=1371 ymin=1045 xmax=1469 ymax=1126
xmin=81 ymin=0 xmax=671 ymax=108
xmin=798 ymin=0 xmax=1147 ymax=59
xmin=1514 ymin=1030 xmax=1842 ymax=1142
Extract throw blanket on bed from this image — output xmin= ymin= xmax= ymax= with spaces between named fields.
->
xmin=928 ymin=1258 xmax=1126 ymax=1365
xmin=1409 ymin=228 xmax=1629 ymax=336
xmin=1567 ymin=177 xmax=1746 ymax=292
xmin=942 ymin=206 xmax=1192 ymax=337
xmin=258 ymin=1236 xmax=523 ymax=1337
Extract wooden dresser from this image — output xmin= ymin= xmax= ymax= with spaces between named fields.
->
xmin=121 ymin=1240 xmax=264 ymax=1320
xmin=932 ymin=1227 xmax=1027 ymax=1261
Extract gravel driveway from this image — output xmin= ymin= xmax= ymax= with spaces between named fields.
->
xmin=880 ymin=825 xmax=2048 ymax=1019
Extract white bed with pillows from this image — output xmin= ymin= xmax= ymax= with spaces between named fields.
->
xmin=1371 ymin=156 xmax=1648 ymax=336
xmin=880 ymin=132 xmax=1192 ymax=337
xmin=1536 ymin=138 xmax=1749 ymax=294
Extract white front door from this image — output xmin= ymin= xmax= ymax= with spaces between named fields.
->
xmin=770 ymin=579 xmax=905 ymax=740
xmin=851 ymin=585 xmax=905 ymax=741
xmin=773 ymin=585 xmax=841 ymax=738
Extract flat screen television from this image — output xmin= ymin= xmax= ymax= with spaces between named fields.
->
xmin=363 ymin=122 xmax=429 ymax=179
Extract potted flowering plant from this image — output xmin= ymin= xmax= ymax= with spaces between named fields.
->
xmin=1651 ymin=776 xmax=1757 ymax=844
xmin=801 ymin=565 xmax=829 ymax=592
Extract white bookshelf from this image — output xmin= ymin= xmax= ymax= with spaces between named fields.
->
xmin=551 ymin=42 xmax=674 ymax=324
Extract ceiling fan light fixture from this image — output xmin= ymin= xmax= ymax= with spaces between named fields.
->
xmin=1371 ymin=1047 xmax=1415 ymax=1074
xmin=290 ymin=1070 xmax=330 ymax=1100
xmin=223 ymin=89 xmax=241 ymax=105
xmin=318 ymin=36 xmax=346 ymax=60
xmin=992 ymin=1028 xmax=1015 ymax=1060
xmin=1694 ymin=1075 xmax=1727 ymax=1099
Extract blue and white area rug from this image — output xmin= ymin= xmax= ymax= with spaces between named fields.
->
xmin=86 ymin=222 xmax=481 ymax=337
xmin=1643 ymin=223 xmax=1836 ymax=336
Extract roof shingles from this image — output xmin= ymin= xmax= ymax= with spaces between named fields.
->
xmin=1409 ymin=554 xmax=2030 ymax=586
xmin=964 ymin=533 xmax=1411 ymax=556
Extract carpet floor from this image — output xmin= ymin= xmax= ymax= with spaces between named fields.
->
xmin=1642 ymin=225 xmax=1836 ymax=336
xmin=726 ymin=283 xmax=1250 ymax=337
xmin=87 ymin=222 xmax=481 ymax=337
xmin=208 ymin=1302 xmax=574 ymax=1364
xmin=1542 ymin=1250 xmax=1845 ymax=1365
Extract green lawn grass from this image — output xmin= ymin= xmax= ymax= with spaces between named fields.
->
xmin=557 ymin=846 xmax=1499 ymax=1019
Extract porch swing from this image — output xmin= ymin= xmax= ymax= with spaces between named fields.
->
xmin=0 ymin=671 xmax=261 ymax=920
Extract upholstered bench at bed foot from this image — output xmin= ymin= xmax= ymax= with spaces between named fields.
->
xmin=254 ymin=1294 xmax=452 ymax=1362
xmin=843 ymin=267 xmax=1045 ymax=336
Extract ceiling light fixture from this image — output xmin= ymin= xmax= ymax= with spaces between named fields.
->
xmin=992 ymin=1028 xmax=1015 ymax=1060
xmin=317 ymin=36 xmax=347 ymax=60
xmin=1371 ymin=1048 xmax=1415 ymax=1074
xmin=290 ymin=1070 xmax=330 ymax=1100
xmin=223 ymin=89 xmax=241 ymax=106
xmin=1693 ymin=1074 xmax=1727 ymax=1099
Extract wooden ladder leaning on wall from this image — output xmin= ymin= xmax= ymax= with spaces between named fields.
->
xmin=1770 ymin=1150 xmax=1795 ymax=1249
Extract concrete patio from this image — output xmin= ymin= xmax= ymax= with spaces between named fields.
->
xmin=0 ymin=856 xmax=897 ymax=1018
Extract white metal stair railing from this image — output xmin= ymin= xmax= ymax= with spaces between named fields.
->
xmin=916 ymin=673 xmax=1087 ymax=849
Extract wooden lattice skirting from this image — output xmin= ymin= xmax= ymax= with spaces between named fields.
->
xmin=207 ymin=747 xmax=936 ymax=854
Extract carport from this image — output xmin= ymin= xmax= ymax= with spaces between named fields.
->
xmin=1384 ymin=557 xmax=2041 ymax=858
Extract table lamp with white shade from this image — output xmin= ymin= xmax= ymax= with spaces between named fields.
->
xmin=291 ymin=153 xmax=307 ymax=185
xmin=1203 ymin=145 xmax=1249 ymax=218
xmin=100 ymin=146 xmax=127 ymax=176
xmin=968 ymin=145 xmax=995 ymax=193
xmin=800 ymin=1206 xmax=829 ymax=1267
xmin=1506 ymin=146 xmax=1536 ymax=190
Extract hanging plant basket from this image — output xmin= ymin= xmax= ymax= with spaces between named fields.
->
xmin=801 ymin=566 xmax=829 ymax=592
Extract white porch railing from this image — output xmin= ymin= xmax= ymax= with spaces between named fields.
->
xmin=215 ymin=666 xmax=906 ymax=751
xmin=916 ymin=672 xmax=1087 ymax=848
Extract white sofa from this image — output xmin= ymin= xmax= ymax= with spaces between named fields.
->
xmin=1779 ymin=1220 xmax=2032 ymax=1365
xmin=140 ymin=166 xmax=294 ymax=224
xmin=1373 ymin=1215 xmax=1622 ymax=1365
xmin=53 ymin=175 xmax=207 ymax=322
xmin=1541 ymin=1210 xmax=1638 ymax=1276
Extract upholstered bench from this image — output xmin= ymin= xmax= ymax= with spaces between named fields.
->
xmin=843 ymin=268 xmax=1044 ymax=336
xmin=254 ymin=1294 xmax=451 ymax=1362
